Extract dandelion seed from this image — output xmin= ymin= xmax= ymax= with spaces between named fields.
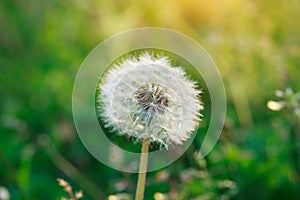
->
xmin=97 ymin=52 xmax=203 ymax=149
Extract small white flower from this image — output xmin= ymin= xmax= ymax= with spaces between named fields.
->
xmin=97 ymin=53 xmax=203 ymax=148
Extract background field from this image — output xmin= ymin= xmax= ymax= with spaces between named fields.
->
xmin=0 ymin=0 xmax=300 ymax=199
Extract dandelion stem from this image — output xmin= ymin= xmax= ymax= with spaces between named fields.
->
xmin=135 ymin=138 xmax=149 ymax=200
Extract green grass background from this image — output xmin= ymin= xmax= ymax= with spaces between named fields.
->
xmin=0 ymin=0 xmax=299 ymax=199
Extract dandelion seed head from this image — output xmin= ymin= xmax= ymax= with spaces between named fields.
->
xmin=97 ymin=52 xmax=203 ymax=148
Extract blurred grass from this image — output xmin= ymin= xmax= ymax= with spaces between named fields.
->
xmin=0 ymin=0 xmax=300 ymax=199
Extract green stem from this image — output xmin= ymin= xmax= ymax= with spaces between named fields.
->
xmin=135 ymin=139 xmax=149 ymax=200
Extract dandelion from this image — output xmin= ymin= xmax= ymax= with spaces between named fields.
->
xmin=97 ymin=52 xmax=203 ymax=200
xmin=97 ymin=53 xmax=202 ymax=148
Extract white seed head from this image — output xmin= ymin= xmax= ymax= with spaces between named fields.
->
xmin=97 ymin=53 xmax=203 ymax=148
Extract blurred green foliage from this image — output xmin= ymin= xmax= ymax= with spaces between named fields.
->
xmin=0 ymin=0 xmax=300 ymax=199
